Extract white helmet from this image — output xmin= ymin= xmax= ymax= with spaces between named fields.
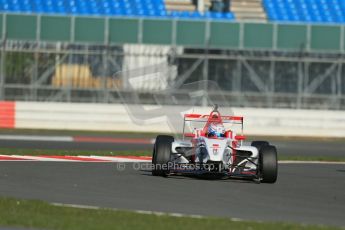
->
xmin=208 ymin=123 xmax=225 ymax=137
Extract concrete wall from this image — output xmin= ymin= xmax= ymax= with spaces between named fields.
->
xmin=5 ymin=101 xmax=344 ymax=138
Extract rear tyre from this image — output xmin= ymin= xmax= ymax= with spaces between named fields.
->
xmin=152 ymin=135 xmax=174 ymax=177
xmin=259 ymin=145 xmax=278 ymax=183
xmin=251 ymin=141 xmax=269 ymax=152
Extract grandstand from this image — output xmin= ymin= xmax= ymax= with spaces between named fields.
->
xmin=0 ymin=0 xmax=344 ymax=23
xmin=263 ymin=0 xmax=345 ymax=23
xmin=0 ymin=0 xmax=235 ymax=20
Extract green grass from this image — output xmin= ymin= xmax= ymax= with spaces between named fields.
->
xmin=0 ymin=148 xmax=345 ymax=162
xmin=0 ymin=197 xmax=341 ymax=230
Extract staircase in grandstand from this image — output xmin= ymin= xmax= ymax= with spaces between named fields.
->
xmin=231 ymin=0 xmax=267 ymax=21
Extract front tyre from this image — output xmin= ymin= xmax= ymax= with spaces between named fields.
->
xmin=259 ymin=145 xmax=278 ymax=183
xmin=152 ymin=135 xmax=174 ymax=177
xmin=251 ymin=141 xmax=269 ymax=152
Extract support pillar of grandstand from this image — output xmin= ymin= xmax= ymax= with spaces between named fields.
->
xmin=197 ymin=0 xmax=205 ymax=13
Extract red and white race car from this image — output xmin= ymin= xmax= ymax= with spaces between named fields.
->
xmin=152 ymin=105 xmax=278 ymax=183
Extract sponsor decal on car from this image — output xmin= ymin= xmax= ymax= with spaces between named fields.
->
xmin=213 ymin=144 xmax=220 ymax=155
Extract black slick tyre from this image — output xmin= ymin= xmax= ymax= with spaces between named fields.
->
xmin=152 ymin=135 xmax=174 ymax=177
xmin=251 ymin=141 xmax=269 ymax=152
xmin=259 ymin=145 xmax=278 ymax=183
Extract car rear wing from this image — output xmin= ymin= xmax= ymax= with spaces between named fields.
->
xmin=183 ymin=113 xmax=244 ymax=139
xmin=184 ymin=114 xmax=243 ymax=124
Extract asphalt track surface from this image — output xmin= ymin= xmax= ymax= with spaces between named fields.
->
xmin=0 ymin=135 xmax=345 ymax=227
xmin=0 ymin=162 xmax=344 ymax=227
xmin=0 ymin=138 xmax=345 ymax=157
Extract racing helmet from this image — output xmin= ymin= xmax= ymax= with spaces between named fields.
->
xmin=208 ymin=123 xmax=225 ymax=137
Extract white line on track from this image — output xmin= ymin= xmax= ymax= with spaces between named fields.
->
xmin=0 ymin=155 xmax=344 ymax=164
xmin=52 ymin=203 xmax=102 ymax=210
xmin=0 ymin=135 xmax=73 ymax=142
xmin=278 ymin=160 xmax=345 ymax=165
xmin=51 ymin=202 xmax=206 ymax=219
xmin=51 ymin=202 xmax=249 ymax=221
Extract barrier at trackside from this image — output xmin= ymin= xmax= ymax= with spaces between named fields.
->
xmin=0 ymin=101 xmax=15 ymax=129
xmin=1 ymin=101 xmax=345 ymax=137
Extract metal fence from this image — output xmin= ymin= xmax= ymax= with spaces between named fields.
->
xmin=0 ymin=40 xmax=345 ymax=110
xmin=2 ymin=13 xmax=345 ymax=53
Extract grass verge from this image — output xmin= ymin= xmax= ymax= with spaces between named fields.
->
xmin=0 ymin=148 xmax=345 ymax=162
xmin=0 ymin=197 xmax=341 ymax=230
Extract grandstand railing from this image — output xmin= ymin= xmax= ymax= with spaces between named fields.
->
xmin=1 ymin=13 xmax=345 ymax=53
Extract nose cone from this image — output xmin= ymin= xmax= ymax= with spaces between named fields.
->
xmin=206 ymin=138 xmax=228 ymax=162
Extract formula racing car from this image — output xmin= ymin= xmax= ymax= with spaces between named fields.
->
xmin=152 ymin=105 xmax=278 ymax=183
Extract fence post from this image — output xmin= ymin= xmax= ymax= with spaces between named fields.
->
xmin=0 ymin=44 xmax=4 ymax=101
xmin=0 ymin=14 xmax=5 ymax=100
xmin=31 ymin=14 xmax=40 ymax=101
xmin=269 ymin=60 xmax=275 ymax=108
xmin=296 ymin=60 xmax=303 ymax=109
xmin=202 ymin=20 xmax=210 ymax=107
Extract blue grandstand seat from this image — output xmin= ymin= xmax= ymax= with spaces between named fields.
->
xmin=263 ymin=0 xmax=345 ymax=23
xmin=0 ymin=0 xmax=235 ymax=21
